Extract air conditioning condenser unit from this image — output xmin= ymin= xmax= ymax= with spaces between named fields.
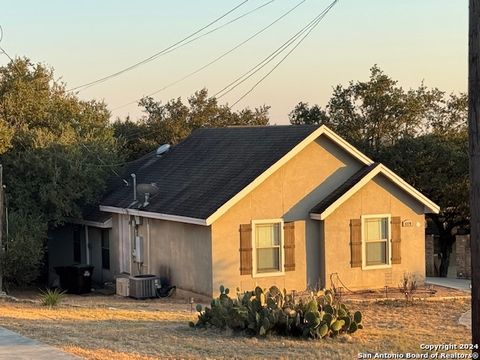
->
xmin=129 ymin=275 xmax=161 ymax=299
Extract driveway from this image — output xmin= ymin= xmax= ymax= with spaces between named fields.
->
xmin=0 ymin=327 xmax=79 ymax=359
xmin=425 ymin=277 xmax=471 ymax=292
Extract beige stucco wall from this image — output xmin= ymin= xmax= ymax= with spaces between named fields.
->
xmin=210 ymin=135 xmax=364 ymax=297
xmin=323 ymin=175 xmax=426 ymax=290
xmin=110 ymin=213 xmax=213 ymax=296
xmin=145 ymin=219 xmax=213 ymax=296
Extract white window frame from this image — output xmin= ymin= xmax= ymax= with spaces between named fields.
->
xmin=361 ymin=214 xmax=392 ymax=270
xmin=251 ymin=219 xmax=285 ymax=278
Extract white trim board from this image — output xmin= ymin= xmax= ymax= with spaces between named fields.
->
xmin=67 ymin=217 xmax=112 ymax=229
xmin=310 ymin=163 xmax=440 ymax=221
xmin=99 ymin=205 xmax=208 ymax=226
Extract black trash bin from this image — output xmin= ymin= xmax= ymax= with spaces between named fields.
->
xmin=55 ymin=265 xmax=94 ymax=294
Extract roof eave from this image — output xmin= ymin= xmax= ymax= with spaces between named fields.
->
xmin=68 ymin=217 xmax=112 ymax=229
xmin=99 ymin=205 xmax=208 ymax=226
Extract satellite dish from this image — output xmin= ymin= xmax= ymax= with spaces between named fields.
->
xmin=136 ymin=183 xmax=159 ymax=196
xmin=137 ymin=183 xmax=158 ymax=208
xmin=156 ymin=144 xmax=171 ymax=156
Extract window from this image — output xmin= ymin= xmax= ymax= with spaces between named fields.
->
xmin=363 ymin=216 xmax=390 ymax=268
xmin=101 ymin=230 xmax=110 ymax=270
xmin=253 ymin=220 xmax=283 ymax=275
xmin=73 ymin=228 xmax=81 ymax=263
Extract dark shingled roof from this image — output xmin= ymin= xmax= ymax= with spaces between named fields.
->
xmin=310 ymin=162 xmax=381 ymax=215
xmin=101 ymin=125 xmax=320 ymax=220
xmin=82 ymin=205 xmax=112 ymax=224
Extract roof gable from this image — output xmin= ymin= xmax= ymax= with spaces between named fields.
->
xmin=101 ymin=126 xmax=319 ymax=223
xmin=310 ymin=163 xmax=440 ymax=220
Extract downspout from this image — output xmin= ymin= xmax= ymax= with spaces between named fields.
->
xmin=130 ymin=173 xmax=137 ymax=275
xmin=146 ymin=218 xmax=151 ymax=274
xmin=85 ymin=225 xmax=90 ymax=265
xmin=129 ymin=217 xmax=134 ymax=275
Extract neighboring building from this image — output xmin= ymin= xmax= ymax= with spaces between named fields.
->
xmin=48 ymin=207 xmax=113 ymax=285
xmin=50 ymin=125 xmax=440 ymax=296
xmin=91 ymin=125 xmax=439 ymax=298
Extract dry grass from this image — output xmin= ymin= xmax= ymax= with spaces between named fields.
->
xmin=0 ymin=294 xmax=472 ymax=360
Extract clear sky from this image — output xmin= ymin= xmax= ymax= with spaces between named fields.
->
xmin=0 ymin=0 xmax=468 ymax=124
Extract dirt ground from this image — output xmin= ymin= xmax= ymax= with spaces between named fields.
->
xmin=0 ymin=290 xmax=472 ymax=360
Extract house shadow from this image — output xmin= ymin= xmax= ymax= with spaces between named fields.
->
xmin=283 ymin=165 xmax=355 ymax=290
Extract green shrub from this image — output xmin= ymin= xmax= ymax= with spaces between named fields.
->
xmin=190 ymin=285 xmax=363 ymax=339
xmin=39 ymin=288 xmax=66 ymax=307
xmin=0 ymin=210 xmax=46 ymax=288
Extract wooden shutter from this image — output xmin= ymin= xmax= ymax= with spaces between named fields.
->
xmin=350 ymin=219 xmax=362 ymax=267
xmin=239 ymin=224 xmax=253 ymax=275
xmin=283 ymin=222 xmax=295 ymax=271
xmin=391 ymin=216 xmax=401 ymax=264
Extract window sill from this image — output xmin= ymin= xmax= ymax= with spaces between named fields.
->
xmin=361 ymin=264 xmax=392 ymax=270
xmin=252 ymin=271 xmax=285 ymax=278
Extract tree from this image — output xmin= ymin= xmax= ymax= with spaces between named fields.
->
xmin=112 ymin=117 xmax=151 ymax=165
xmin=289 ymin=65 xmax=450 ymax=157
xmin=114 ymin=88 xmax=270 ymax=160
xmin=289 ymin=101 xmax=328 ymax=126
xmin=379 ymin=133 xmax=469 ymax=276
xmin=0 ymin=58 xmax=120 ymax=286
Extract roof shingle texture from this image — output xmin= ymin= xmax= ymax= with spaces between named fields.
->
xmin=101 ymin=125 xmax=319 ymax=220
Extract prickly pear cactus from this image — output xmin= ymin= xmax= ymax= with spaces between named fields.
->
xmin=190 ymin=285 xmax=363 ymax=339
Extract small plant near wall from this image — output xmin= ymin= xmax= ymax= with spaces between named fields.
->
xmin=399 ymin=273 xmax=418 ymax=302
xmin=190 ymin=285 xmax=363 ymax=339
xmin=39 ymin=288 xmax=66 ymax=308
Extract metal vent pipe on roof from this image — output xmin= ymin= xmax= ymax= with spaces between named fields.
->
xmin=131 ymin=174 xmax=137 ymax=202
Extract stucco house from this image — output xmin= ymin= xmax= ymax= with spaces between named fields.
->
xmin=53 ymin=125 xmax=440 ymax=297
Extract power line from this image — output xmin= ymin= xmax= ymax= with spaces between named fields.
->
xmin=0 ymin=25 xmax=15 ymax=63
xmin=230 ymin=0 xmax=338 ymax=107
xmin=0 ymin=25 xmax=25 ymax=83
xmin=0 ymin=44 xmax=15 ymax=64
xmin=214 ymin=0 xmax=338 ymax=100
xmin=68 ymin=1 xmax=252 ymax=92
xmin=110 ymin=0 xmax=306 ymax=112
xmin=152 ymin=0 xmax=275 ymax=58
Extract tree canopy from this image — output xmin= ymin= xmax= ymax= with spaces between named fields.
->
xmin=378 ymin=132 xmax=468 ymax=276
xmin=113 ymin=88 xmax=270 ymax=161
xmin=0 ymin=58 xmax=120 ymax=286
xmin=289 ymin=65 xmax=467 ymax=157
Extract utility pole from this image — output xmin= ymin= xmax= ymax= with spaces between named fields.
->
xmin=469 ymin=0 xmax=480 ymax=348
xmin=0 ymin=164 xmax=3 ymax=294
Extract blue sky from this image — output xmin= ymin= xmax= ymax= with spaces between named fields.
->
xmin=0 ymin=0 xmax=468 ymax=124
